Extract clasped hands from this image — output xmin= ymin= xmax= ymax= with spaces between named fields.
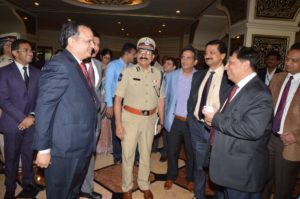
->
xmin=18 ymin=115 xmax=35 ymax=131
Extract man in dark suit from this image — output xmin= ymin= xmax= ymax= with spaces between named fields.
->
xmin=257 ymin=50 xmax=282 ymax=86
xmin=33 ymin=21 xmax=99 ymax=199
xmin=262 ymin=43 xmax=300 ymax=199
xmin=203 ymin=46 xmax=273 ymax=199
xmin=187 ymin=40 xmax=232 ymax=199
xmin=0 ymin=39 xmax=41 ymax=199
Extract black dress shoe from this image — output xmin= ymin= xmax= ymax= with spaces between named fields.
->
xmin=18 ymin=183 xmax=40 ymax=198
xmin=80 ymin=191 xmax=102 ymax=199
xmin=114 ymin=158 xmax=122 ymax=165
xmin=4 ymin=190 xmax=15 ymax=199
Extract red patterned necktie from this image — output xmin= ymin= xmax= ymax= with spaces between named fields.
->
xmin=272 ymin=75 xmax=293 ymax=133
xmin=79 ymin=62 xmax=95 ymax=103
xmin=210 ymin=85 xmax=239 ymax=145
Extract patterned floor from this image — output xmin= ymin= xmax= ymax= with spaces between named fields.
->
xmin=0 ymin=150 xmax=299 ymax=199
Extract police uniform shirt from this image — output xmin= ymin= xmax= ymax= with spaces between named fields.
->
xmin=0 ymin=54 xmax=13 ymax=68
xmin=115 ymin=64 xmax=165 ymax=110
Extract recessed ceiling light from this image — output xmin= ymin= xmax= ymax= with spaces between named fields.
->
xmin=34 ymin=2 xmax=39 ymax=6
xmin=67 ymin=18 xmax=71 ymax=22
xmin=23 ymin=16 xmax=28 ymax=20
xmin=126 ymin=33 xmax=130 ymax=36
xmin=176 ymin=10 xmax=180 ymax=14
xmin=158 ymin=30 xmax=162 ymax=33
xmin=117 ymin=21 xmax=121 ymax=24
xmin=236 ymin=35 xmax=240 ymax=39
xmin=162 ymin=24 xmax=166 ymax=27
xmin=121 ymin=28 xmax=125 ymax=31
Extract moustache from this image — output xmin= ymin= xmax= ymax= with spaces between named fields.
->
xmin=139 ymin=57 xmax=148 ymax=60
xmin=205 ymin=58 xmax=213 ymax=61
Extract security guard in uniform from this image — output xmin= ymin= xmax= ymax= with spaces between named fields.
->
xmin=114 ymin=37 xmax=165 ymax=199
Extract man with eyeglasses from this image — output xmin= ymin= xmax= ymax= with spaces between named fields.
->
xmin=33 ymin=21 xmax=100 ymax=199
xmin=163 ymin=46 xmax=197 ymax=192
xmin=114 ymin=37 xmax=165 ymax=199
xmin=0 ymin=39 xmax=41 ymax=199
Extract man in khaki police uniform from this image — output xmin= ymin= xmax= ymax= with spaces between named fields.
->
xmin=114 ymin=37 xmax=165 ymax=199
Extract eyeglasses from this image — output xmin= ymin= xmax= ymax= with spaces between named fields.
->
xmin=138 ymin=49 xmax=153 ymax=55
xmin=17 ymin=49 xmax=35 ymax=53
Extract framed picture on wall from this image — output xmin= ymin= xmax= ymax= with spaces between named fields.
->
xmin=252 ymin=35 xmax=289 ymax=70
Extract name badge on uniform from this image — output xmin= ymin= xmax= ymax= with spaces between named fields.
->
xmin=133 ymin=78 xmax=141 ymax=81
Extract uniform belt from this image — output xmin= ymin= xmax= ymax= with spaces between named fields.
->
xmin=175 ymin=115 xmax=187 ymax=122
xmin=124 ymin=105 xmax=156 ymax=116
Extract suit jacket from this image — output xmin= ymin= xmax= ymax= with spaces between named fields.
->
xmin=209 ymin=75 xmax=273 ymax=192
xmin=269 ymin=72 xmax=300 ymax=161
xmin=0 ymin=62 xmax=40 ymax=133
xmin=164 ymin=69 xmax=194 ymax=132
xmin=257 ymin=67 xmax=282 ymax=82
xmin=33 ymin=50 xmax=100 ymax=158
xmin=187 ymin=69 xmax=233 ymax=121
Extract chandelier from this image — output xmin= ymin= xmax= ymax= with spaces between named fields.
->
xmin=63 ymin=0 xmax=149 ymax=10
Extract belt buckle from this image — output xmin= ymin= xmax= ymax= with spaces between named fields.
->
xmin=141 ymin=110 xmax=150 ymax=116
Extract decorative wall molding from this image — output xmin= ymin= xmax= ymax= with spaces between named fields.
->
xmin=252 ymin=34 xmax=288 ymax=69
xmin=255 ymin=0 xmax=300 ymax=20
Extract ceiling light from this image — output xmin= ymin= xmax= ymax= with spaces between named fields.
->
xmin=176 ymin=10 xmax=181 ymax=14
xmin=158 ymin=30 xmax=162 ymax=33
xmin=67 ymin=18 xmax=71 ymax=22
xmin=126 ymin=33 xmax=130 ymax=36
xmin=117 ymin=21 xmax=121 ymax=24
xmin=23 ymin=16 xmax=28 ymax=20
xmin=34 ymin=2 xmax=39 ymax=6
xmin=236 ymin=35 xmax=240 ymax=39
xmin=162 ymin=24 xmax=166 ymax=27
xmin=121 ymin=28 xmax=125 ymax=31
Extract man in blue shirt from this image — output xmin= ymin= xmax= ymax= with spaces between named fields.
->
xmin=105 ymin=43 xmax=137 ymax=164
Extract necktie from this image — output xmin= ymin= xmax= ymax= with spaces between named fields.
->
xmin=79 ymin=62 xmax=96 ymax=103
xmin=87 ymin=63 xmax=95 ymax=87
xmin=220 ymin=85 xmax=239 ymax=113
xmin=23 ymin=66 xmax=29 ymax=88
xmin=79 ymin=62 xmax=92 ymax=88
xmin=198 ymin=71 xmax=215 ymax=119
xmin=272 ymin=75 xmax=293 ymax=133
xmin=210 ymin=85 xmax=239 ymax=145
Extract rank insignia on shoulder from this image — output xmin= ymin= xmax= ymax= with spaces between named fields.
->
xmin=118 ymin=73 xmax=123 ymax=81
xmin=136 ymin=66 xmax=141 ymax=72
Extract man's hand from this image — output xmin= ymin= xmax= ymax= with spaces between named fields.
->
xmin=106 ymin=107 xmax=114 ymax=119
xmin=116 ymin=124 xmax=125 ymax=140
xmin=202 ymin=106 xmax=216 ymax=127
xmin=18 ymin=116 xmax=35 ymax=131
xmin=156 ymin=124 xmax=163 ymax=134
xmin=281 ymin=132 xmax=297 ymax=145
xmin=35 ymin=152 xmax=51 ymax=168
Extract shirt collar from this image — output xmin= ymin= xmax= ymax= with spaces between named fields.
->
xmin=237 ymin=72 xmax=257 ymax=89
xmin=288 ymin=72 xmax=300 ymax=80
xmin=14 ymin=60 xmax=29 ymax=69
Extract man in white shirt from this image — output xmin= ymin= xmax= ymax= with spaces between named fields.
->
xmin=257 ymin=51 xmax=282 ymax=86
xmin=262 ymin=43 xmax=300 ymax=199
